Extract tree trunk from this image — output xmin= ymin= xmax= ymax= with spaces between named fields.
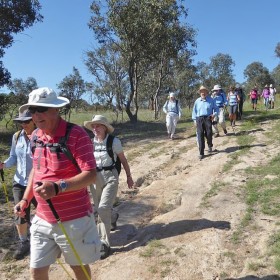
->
xmin=125 ymin=59 xmax=138 ymax=123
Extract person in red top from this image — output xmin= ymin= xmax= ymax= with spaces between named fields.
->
xmin=14 ymin=87 xmax=101 ymax=280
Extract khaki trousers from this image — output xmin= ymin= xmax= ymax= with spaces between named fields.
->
xmin=90 ymin=169 xmax=118 ymax=247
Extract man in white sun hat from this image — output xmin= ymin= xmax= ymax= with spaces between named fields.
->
xmin=15 ymin=87 xmax=101 ymax=280
xmin=211 ymin=84 xmax=228 ymax=137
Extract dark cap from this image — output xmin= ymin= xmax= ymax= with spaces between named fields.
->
xmin=13 ymin=109 xmax=32 ymax=121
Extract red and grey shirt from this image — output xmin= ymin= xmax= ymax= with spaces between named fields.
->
xmin=32 ymin=118 xmax=96 ymax=223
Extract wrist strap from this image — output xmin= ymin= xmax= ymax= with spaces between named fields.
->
xmin=53 ymin=182 xmax=59 ymax=196
xmin=21 ymin=198 xmax=29 ymax=207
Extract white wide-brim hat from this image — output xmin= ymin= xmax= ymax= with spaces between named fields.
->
xmin=84 ymin=115 xmax=114 ymax=134
xmin=19 ymin=87 xmax=69 ymax=114
xmin=169 ymin=92 xmax=175 ymax=98
xmin=13 ymin=109 xmax=32 ymax=121
xmin=212 ymin=84 xmax=222 ymax=91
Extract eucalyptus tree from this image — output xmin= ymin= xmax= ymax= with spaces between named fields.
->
xmin=271 ymin=64 xmax=280 ymax=88
xmin=85 ymin=42 xmax=127 ymax=111
xmin=243 ymin=62 xmax=274 ymax=93
xmin=173 ymin=54 xmax=199 ymax=109
xmin=57 ymin=67 xmax=87 ymax=120
xmin=0 ymin=0 xmax=42 ymax=86
xmin=88 ymin=0 xmax=195 ymax=122
xmin=8 ymin=77 xmax=38 ymax=95
xmin=2 ymin=77 xmax=37 ymax=125
xmin=275 ymin=42 xmax=280 ymax=59
xmin=209 ymin=53 xmax=235 ymax=89
xmin=196 ymin=53 xmax=235 ymax=91
xmin=196 ymin=61 xmax=213 ymax=89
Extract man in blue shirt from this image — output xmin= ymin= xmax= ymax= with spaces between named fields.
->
xmin=211 ymin=84 xmax=228 ymax=137
xmin=192 ymin=86 xmax=219 ymax=160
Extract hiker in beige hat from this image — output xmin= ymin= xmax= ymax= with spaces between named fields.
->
xmin=84 ymin=115 xmax=134 ymax=259
xmin=192 ymin=86 xmax=219 ymax=160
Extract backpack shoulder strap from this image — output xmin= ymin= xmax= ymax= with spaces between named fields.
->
xmin=14 ymin=129 xmax=22 ymax=145
xmin=31 ymin=128 xmax=40 ymax=154
xmin=59 ymin=122 xmax=81 ymax=172
xmin=106 ymin=134 xmax=115 ymax=163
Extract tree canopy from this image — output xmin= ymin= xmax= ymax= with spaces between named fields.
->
xmin=0 ymin=0 xmax=42 ymax=86
xmin=88 ymin=0 xmax=196 ymax=122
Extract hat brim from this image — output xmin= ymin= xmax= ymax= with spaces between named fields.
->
xmin=13 ymin=116 xmax=33 ymax=121
xmin=19 ymin=97 xmax=69 ymax=114
xmin=84 ymin=120 xmax=114 ymax=134
xmin=198 ymin=89 xmax=209 ymax=94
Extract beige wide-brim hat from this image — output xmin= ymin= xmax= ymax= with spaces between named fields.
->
xmin=13 ymin=109 xmax=32 ymax=121
xmin=19 ymin=87 xmax=69 ymax=114
xmin=84 ymin=115 xmax=114 ymax=134
xmin=198 ymin=86 xmax=209 ymax=94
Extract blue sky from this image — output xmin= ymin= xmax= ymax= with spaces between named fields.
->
xmin=1 ymin=0 xmax=280 ymax=95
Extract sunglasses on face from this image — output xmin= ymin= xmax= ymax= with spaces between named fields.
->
xmin=28 ymin=106 xmax=49 ymax=114
xmin=18 ymin=120 xmax=32 ymax=125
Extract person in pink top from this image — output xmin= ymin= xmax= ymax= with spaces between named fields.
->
xmin=262 ymin=85 xmax=270 ymax=110
xmin=249 ymin=86 xmax=259 ymax=111
xmin=14 ymin=87 xmax=101 ymax=280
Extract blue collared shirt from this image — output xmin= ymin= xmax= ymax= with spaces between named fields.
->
xmin=4 ymin=130 xmax=33 ymax=186
xmin=192 ymin=95 xmax=219 ymax=120
xmin=213 ymin=92 xmax=228 ymax=107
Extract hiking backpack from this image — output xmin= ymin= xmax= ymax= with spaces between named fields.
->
xmin=106 ymin=134 xmax=122 ymax=175
xmin=31 ymin=122 xmax=81 ymax=172
xmin=166 ymin=99 xmax=179 ymax=114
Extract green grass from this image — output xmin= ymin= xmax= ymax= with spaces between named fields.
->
xmin=139 ymin=239 xmax=166 ymax=258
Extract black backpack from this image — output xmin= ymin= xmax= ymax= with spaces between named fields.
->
xmin=106 ymin=134 xmax=121 ymax=175
xmin=31 ymin=122 xmax=81 ymax=172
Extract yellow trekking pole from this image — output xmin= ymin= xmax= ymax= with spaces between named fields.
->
xmin=1 ymin=169 xmax=13 ymax=217
xmin=46 ymin=198 xmax=91 ymax=280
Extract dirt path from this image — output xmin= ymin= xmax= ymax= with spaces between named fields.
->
xmin=1 ymin=117 xmax=280 ymax=280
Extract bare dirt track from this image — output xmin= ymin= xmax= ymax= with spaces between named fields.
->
xmin=1 ymin=113 xmax=280 ymax=280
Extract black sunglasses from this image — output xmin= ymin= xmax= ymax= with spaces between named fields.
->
xmin=28 ymin=106 xmax=49 ymax=114
xmin=18 ymin=120 xmax=32 ymax=124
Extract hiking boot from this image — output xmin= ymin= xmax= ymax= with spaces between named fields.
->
xmin=198 ymin=155 xmax=204 ymax=160
xmin=208 ymin=147 xmax=212 ymax=153
xmin=13 ymin=240 xmax=30 ymax=260
xmin=111 ymin=212 xmax=119 ymax=231
xmin=100 ymin=243 xmax=111 ymax=260
xmin=223 ymin=129 xmax=227 ymax=135
xmin=214 ymin=133 xmax=219 ymax=138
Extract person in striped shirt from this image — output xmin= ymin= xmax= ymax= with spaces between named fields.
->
xmin=14 ymin=87 xmax=101 ymax=280
xmin=227 ymin=86 xmax=240 ymax=127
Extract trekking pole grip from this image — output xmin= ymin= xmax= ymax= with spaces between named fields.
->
xmin=0 ymin=169 xmax=4 ymax=182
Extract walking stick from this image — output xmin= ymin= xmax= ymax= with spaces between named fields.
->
xmin=46 ymin=198 xmax=91 ymax=280
xmin=1 ymin=169 xmax=13 ymax=217
xmin=35 ymin=181 xmax=92 ymax=280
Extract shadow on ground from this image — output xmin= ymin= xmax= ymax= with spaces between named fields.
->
xmin=111 ymin=218 xmax=230 ymax=252
xmin=226 ymin=275 xmax=280 ymax=280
